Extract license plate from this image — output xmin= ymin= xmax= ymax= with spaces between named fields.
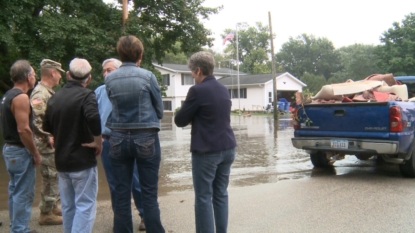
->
xmin=331 ymin=139 xmax=348 ymax=149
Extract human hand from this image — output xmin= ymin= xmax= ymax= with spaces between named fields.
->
xmin=47 ymin=136 xmax=54 ymax=148
xmin=32 ymin=153 xmax=42 ymax=167
xmin=82 ymin=136 xmax=103 ymax=157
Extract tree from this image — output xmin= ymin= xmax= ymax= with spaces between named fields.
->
xmin=0 ymin=0 xmax=221 ymax=94
xmin=300 ymin=73 xmax=327 ymax=94
xmin=161 ymin=42 xmax=189 ymax=64
xmin=0 ymin=0 xmax=121 ymax=89
xmin=330 ymin=44 xmax=380 ymax=83
xmin=129 ymin=0 xmax=221 ymax=65
xmin=276 ymin=34 xmax=341 ymax=80
xmin=376 ymin=13 xmax=415 ymax=76
xmin=223 ymin=22 xmax=272 ymax=74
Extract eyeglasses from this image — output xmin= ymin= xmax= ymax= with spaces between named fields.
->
xmin=102 ymin=68 xmax=115 ymax=75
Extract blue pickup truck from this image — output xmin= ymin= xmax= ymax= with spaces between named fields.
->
xmin=291 ymin=76 xmax=415 ymax=177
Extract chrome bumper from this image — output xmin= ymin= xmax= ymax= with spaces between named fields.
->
xmin=291 ymin=137 xmax=399 ymax=154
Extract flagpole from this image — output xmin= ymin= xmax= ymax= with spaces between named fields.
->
xmin=236 ymin=24 xmax=241 ymax=115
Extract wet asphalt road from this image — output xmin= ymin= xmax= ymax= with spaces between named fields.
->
xmin=1 ymin=115 xmax=415 ymax=232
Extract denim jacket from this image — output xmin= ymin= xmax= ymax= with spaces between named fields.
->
xmin=105 ymin=62 xmax=163 ymax=130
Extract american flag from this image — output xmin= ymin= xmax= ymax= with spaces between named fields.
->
xmin=222 ymin=31 xmax=234 ymax=45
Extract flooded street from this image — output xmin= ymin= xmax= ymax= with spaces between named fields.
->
xmin=158 ymin=115 xmax=311 ymax=195
xmin=0 ymin=115 xmax=403 ymax=210
xmin=2 ymin=115 xmax=415 ymax=233
xmin=0 ymin=115 xmax=308 ymax=210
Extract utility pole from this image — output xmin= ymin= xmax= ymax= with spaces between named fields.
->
xmin=122 ymin=0 xmax=128 ymax=26
xmin=268 ymin=12 xmax=278 ymax=120
xmin=236 ymin=24 xmax=241 ymax=115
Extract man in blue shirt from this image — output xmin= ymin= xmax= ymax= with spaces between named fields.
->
xmin=95 ymin=58 xmax=146 ymax=231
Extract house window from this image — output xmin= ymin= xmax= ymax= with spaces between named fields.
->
xmin=268 ymin=92 xmax=272 ymax=103
xmin=162 ymin=74 xmax=170 ymax=86
xmin=228 ymin=88 xmax=247 ymax=99
xmin=163 ymin=101 xmax=172 ymax=111
xmin=181 ymin=74 xmax=194 ymax=85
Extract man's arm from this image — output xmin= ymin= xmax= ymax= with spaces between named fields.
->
xmin=82 ymin=136 xmax=103 ymax=157
xmin=30 ymin=93 xmax=53 ymax=148
xmin=81 ymin=92 xmax=102 ymax=157
xmin=11 ymin=94 xmax=42 ymax=166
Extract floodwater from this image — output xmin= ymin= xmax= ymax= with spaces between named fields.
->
xmin=0 ymin=115 xmax=397 ymax=210
xmin=157 ymin=115 xmax=310 ymax=195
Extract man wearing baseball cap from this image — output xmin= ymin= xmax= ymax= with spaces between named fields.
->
xmin=30 ymin=59 xmax=64 ymax=225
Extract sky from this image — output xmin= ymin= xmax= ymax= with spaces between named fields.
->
xmin=201 ymin=0 xmax=415 ymax=52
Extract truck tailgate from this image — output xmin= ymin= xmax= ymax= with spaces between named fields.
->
xmin=295 ymin=102 xmax=390 ymax=139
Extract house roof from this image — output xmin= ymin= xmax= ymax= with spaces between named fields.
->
xmin=152 ymin=63 xmax=245 ymax=76
xmin=218 ymin=73 xmax=282 ymax=86
xmin=217 ymin=72 xmax=307 ymax=87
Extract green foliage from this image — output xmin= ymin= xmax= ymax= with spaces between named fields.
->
xmin=204 ymin=48 xmax=226 ymax=67
xmin=276 ymin=34 xmax=341 ymax=80
xmin=223 ymin=22 xmax=272 ymax=74
xmin=162 ymin=43 xmax=189 ymax=64
xmin=375 ymin=13 xmax=415 ymax=75
xmin=163 ymin=46 xmax=227 ymax=66
xmin=300 ymin=73 xmax=327 ymax=94
xmin=0 ymin=0 xmax=221 ymax=94
xmin=330 ymin=44 xmax=380 ymax=82
xmin=300 ymin=89 xmax=315 ymax=101
xmin=130 ymin=0 xmax=221 ymax=63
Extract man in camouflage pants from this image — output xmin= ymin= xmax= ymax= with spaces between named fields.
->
xmin=30 ymin=59 xmax=64 ymax=225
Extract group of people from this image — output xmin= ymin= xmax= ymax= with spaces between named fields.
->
xmin=1 ymin=35 xmax=237 ymax=233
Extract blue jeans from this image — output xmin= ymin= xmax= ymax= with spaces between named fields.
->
xmin=3 ymin=145 xmax=36 ymax=233
xmin=59 ymin=167 xmax=98 ymax=233
xmin=101 ymin=138 xmax=144 ymax=217
xmin=192 ymin=148 xmax=235 ymax=233
xmin=110 ymin=130 xmax=164 ymax=233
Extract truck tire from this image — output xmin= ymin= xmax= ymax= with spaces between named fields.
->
xmin=310 ymin=151 xmax=331 ymax=167
xmin=399 ymin=150 xmax=415 ymax=178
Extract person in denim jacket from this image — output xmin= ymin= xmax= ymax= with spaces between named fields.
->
xmin=105 ymin=35 xmax=164 ymax=233
xmin=95 ymin=58 xmax=146 ymax=231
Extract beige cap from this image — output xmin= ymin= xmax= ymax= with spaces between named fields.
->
xmin=40 ymin=59 xmax=65 ymax=73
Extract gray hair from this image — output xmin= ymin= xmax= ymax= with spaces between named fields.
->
xmin=188 ymin=51 xmax=215 ymax=76
xmin=10 ymin=60 xmax=33 ymax=83
xmin=102 ymin=58 xmax=122 ymax=68
xmin=69 ymin=58 xmax=92 ymax=83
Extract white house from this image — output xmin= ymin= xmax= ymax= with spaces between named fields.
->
xmin=153 ymin=63 xmax=246 ymax=112
xmin=153 ymin=63 xmax=306 ymax=112
xmin=217 ymin=72 xmax=307 ymax=111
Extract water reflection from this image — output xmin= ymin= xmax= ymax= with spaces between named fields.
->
xmin=158 ymin=115 xmax=311 ymax=195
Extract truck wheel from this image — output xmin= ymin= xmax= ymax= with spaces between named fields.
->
xmin=310 ymin=151 xmax=331 ymax=167
xmin=399 ymin=150 xmax=415 ymax=178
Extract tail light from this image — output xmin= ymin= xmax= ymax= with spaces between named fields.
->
xmin=389 ymin=106 xmax=403 ymax=132
xmin=291 ymin=107 xmax=300 ymax=130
